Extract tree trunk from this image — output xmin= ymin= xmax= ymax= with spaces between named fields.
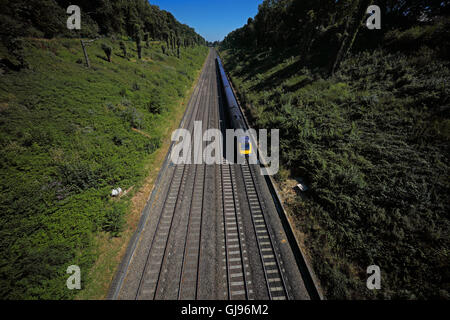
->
xmin=331 ymin=0 xmax=370 ymax=75
xmin=345 ymin=0 xmax=371 ymax=58
xmin=331 ymin=18 xmax=351 ymax=75
xmin=80 ymin=40 xmax=90 ymax=68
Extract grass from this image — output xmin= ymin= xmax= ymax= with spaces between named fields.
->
xmin=0 ymin=37 xmax=208 ymax=299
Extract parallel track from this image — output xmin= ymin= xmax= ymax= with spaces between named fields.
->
xmin=177 ymin=55 xmax=215 ymax=299
xmin=135 ymin=51 xmax=213 ymax=300
xmin=220 ymin=163 xmax=254 ymax=300
xmin=135 ymin=164 xmax=189 ymax=299
xmin=113 ymin=49 xmax=312 ymax=300
xmin=241 ymin=163 xmax=290 ymax=300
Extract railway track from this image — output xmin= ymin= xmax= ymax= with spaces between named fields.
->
xmin=177 ymin=55 xmax=214 ymax=299
xmin=220 ymin=163 xmax=254 ymax=300
xmin=135 ymin=164 xmax=189 ymax=300
xmin=111 ymin=49 xmax=314 ymax=300
xmin=241 ymin=163 xmax=290 ymax=300
xmin=135 ymin=50 xmax=212 ymax=300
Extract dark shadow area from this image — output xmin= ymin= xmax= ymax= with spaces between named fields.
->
xmin=96 ymin=54 xmax=109 ymax=62
xmin=250 ymin=58 xmax=305 ymax=92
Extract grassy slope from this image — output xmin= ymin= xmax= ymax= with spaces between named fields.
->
xmin=0 ymin=38 xmax=208 ymax=299
xmin=221 ymin=46 xmax=449 ymax=299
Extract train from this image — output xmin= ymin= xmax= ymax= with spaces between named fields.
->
xmin=216 ymin=56 xmax=253 ymax=156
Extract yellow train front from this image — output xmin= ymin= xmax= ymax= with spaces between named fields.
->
xmin=239 ymin=136 xmax=252 ymax=155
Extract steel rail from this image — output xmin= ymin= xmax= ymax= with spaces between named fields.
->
xmin=217 ymin=49 xmax=322 ymax=300
xmin=220 ymin=163 xmax=250 ymax=300
xmin=108 ymin=50 xmax=212 ymax=300
xmin=134 ymin=52 xmax=211 ymax=299
xmin=177 ymin=54 xmax=215 ymax=299
xmin=242 ymin=162 xmax=290 ymax=300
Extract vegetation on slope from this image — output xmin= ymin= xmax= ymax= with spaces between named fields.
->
xmin=0 ymin=36 xmax=207 ymax=300
xmin=220 ymin=0 xmax=449 ymax=299
xmin=0 ymin=0 xmax=208 ymax=300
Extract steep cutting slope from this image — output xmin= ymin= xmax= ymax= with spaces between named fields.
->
xmin=221 ymin=18 xmax=449 ymax=299
xmin=0 ymin=37 xmax=208 ymax=299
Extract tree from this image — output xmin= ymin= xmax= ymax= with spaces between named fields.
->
xmin=119 ymin=41 xmax=127 ymax=58
xmin=0 ymin=0 xmax=206 ymax=48
xmin=144 ymin=32 xmax=150 ymax=48
xmin=134 ymin=24 xmax=143 ymax=60
xmin=101 ymin=43 xmax=112 ymax=62
xmin=177 ymin=38 xmax=181 ymax=58
xmin=331 ymin=0 xmax=371 ymax=75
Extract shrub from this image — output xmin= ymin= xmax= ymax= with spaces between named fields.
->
xmin=102 ymin=203 xmax=126 ymax=237
xmin=144 ymin=33 xmax=150 ymax=48
xmin=119 ymin=41 xmax=127 ymax=58
xmin=101 ymin=43 xmax=112 ymax=62
xmin=134 ymin=27 xmax=142 ymax=60
xmin=145 ymin=137 xmax=161 ymax=154
xmin=132 ymin=82 xmax=140 ymax=91
xmin=119 ymin=88 xmax=129 ymax=97
xmin=147 ymin=89 xmax=164 ymax=114
xmin=4 ymin=37 xmax=28 ymax=70
xmin=58 ymin=161 xmax=97 ymax=191
xmin=122 ymin=107 xmax=143 ymax=129
xmin=121 ymin=97 xmax=132 ymax=106
xmin=221 ymin=42 xmax=450 ymax=299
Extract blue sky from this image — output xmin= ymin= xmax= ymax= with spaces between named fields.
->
xmin=149 ymin=0 xmax=263 ymax=42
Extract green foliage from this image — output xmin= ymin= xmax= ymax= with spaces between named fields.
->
xmin=221 ymin=0 xmax=449 ymax=74
xmin=132 ymin=82 xmax=140 ymax=91
xmin=144 ymin=33 xmax=150 ymax=48
xmin=119 ymin=41 xmax=127 ymax=58
xmin=122 ymin=106 xmax=143 ymax=129
xmin=222 ymin=33 xmax=449 ymax=299
xmin=134 ymin=25 xmax=143 ymax=60
xmin=58 ymin=161 xmax=98 ymax=192
xmin=101 ymin=202 xmax=126 ymax=237
xmin=0 ymin=0 xmax=205 ymax=46
xmin=0 ymin=37 xmax=208 ymax=299
xmin=101 ymin=43 xmax=112 ymax=62
xmin=220 ymin=0 xmax=449 ymax=299
xmin=147 ymin=89 xmax=164 ymax=114
xmin=384 ymin=19 xmax=450 ymax=59
xmin=1 ymin=37 xmax=28 ymax=70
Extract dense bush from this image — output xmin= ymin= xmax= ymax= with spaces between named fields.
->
xmin=101 ymin=202 xmax=126 ymax=237
xmin=119 ymin=41 xmax=127 ymax=58
xmin=0 ymin=37 xmax=208 ymax=299
xmin=221 ymin=25 xmax=449 ymax=299
xmin=147 ymin=89 xmax=164 ymax=114
xmin=101 ymin=43 xmax=112 ymax=62
xmin=220 ymin=0 xmax=449 ymax=299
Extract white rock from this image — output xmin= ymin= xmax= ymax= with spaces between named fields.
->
xmin=111 ymin=188 xmax=122 ymax=197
